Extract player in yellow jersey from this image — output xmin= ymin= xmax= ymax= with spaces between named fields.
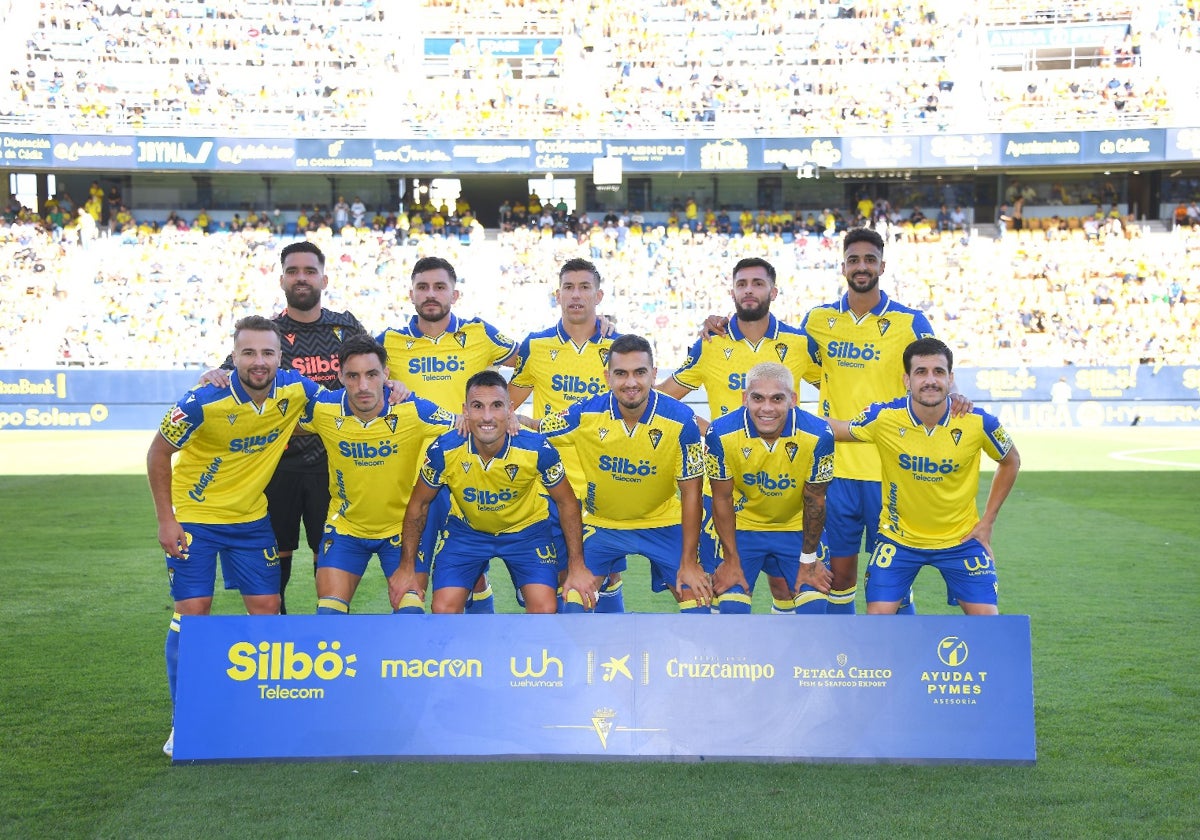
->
xmin=705 ymin=363 xmax=835 ymax=613
xmin=508 ymin=257 xmax=625 ymax=611
xmin=298 ymin=335 xmax=455 ymax=616
xmin=662 ymin=257 xmax=816 ymax=614
xmin=826 ymin=338 xmax=1020 ymax=614
xmin=541 ymin=335 xmax=714 ymax=613
xmin=388 ymin=371 xmax=592 ymax=614
xmin=376 ymin=256 xmax=519 ymax=613
xmin=800 ymin=227 xmax=941 ymax=615
xmin=148 ymin=316 xmax=321 ymax=757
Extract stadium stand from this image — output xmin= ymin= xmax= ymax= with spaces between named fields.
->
xmin=2 ymin=0 xmax=1195 ymax=135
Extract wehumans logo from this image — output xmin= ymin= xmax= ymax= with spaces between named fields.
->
xmin=227 ymin=640 xmax=357 ymax=700
xmin=924 ymin=636 xmax=986 ymax=704
xmin=510 ymin=649 xmax=564 ymax=687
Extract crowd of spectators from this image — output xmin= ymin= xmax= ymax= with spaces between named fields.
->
xmin=1 ymin=0 xmax=1192 ymax=136
xmin=3 ymin=204 xmax=1196 ymax=378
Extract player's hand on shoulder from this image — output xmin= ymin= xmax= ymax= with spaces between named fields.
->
xmin=700 ymin=314 xmax=729 ymax=342
xmin=385 ymin=380 xmax=412 ymax=404
xmin=948 ymin=392 xmax=974 ymax=417
xmin=198 ymin=368 xmax=230 ymax=388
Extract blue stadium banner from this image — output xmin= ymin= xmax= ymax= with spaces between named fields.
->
xmin=986 ymin=23 xmax=1127 ymax=49
xmin=999 ymin=132 xmax=1085 ymax=166
xmin=133 ymin=136 xmax=218 ymax=169
xmin=1 ymin=132 xmax=54 ymax=166
xmin=293 ymin=139 xmax=377 ymax=171
xmin=173 ymin=614 xmax=1036 ymax=764
xmin=214 ymin=139 xmax=297 ymax=171
xmin=1166 ymin=128 xmax=1200 ymax=161
xmin=921 ymin=134 xmax=1001 ymax=168
xmin=1081 ymin=129 xmax=1165 ymax=164
xmin=51 ymin=134 xmax=137 ymax=168
xmin=424 ymin=38 xmax=562 ymax=57
xmin=841 ymin=135 xmax=922 ymax=170
xmin=0 ymin=369 xmax=198 ymax=431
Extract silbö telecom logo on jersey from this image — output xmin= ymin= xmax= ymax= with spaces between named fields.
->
xmin=226 ymin=639 xmax=358 ymax=701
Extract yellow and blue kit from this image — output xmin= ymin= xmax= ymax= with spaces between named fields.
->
xmin=847 ymin=396 xmax=1014 ymax=550
xmin=799 ymin=291 xmax=935 ymax=481
xmin=510 ymin=319 xmax=618 ymax=420
xmin=376 ymin=313 xmax=516 ymax=411
xmin=670 ymin=314 xmax=815 ymax=420
xmin=300 ymin=388 xmax=455 ymax=539
xmin=158 ymin=369 xmax=321 ymax=525
xmin=540 ymin=390 xmax=705 ymax=530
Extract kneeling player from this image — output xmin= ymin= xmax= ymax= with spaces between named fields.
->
xmin=388 ymin=371 xmax=594 ymax=614
xmin=299 ymin=335 xmax=454 ymax=614
xmin=705 ymin=363 xmax=835 ymax=612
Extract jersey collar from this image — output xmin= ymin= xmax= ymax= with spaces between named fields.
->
xmin=555 ymin=318 xmax=604 ymax=344
xmin=606 ymin=389 xmax=659 ymax=424
xmin=339 ymin=387 xmax=396 ymax=421
xmin=838 ymin=289 xmax=892 ymax=316
xmin=405 ymin=312 xmax=463 ymax=338
xmin=229 ymin=369 xmax=277 ymax=404
xmin=729 ymin=313 xmax=779 ymax=341
xmin=905 ymin=396 xmax=952 ymax=428
xmin=744 ymin=405 xmax=798 ymax=439
xmin=467 ymin=432 xmax=512 ymax=462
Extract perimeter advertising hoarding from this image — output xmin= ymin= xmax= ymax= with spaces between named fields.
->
xmin=174 ymin=614 xmax=1035 ymax=764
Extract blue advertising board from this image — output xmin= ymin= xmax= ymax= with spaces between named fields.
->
xmin=173 ymin=614 xmax=1036 ymax=764
xmin=6 ymin=129 xmax=1200 ymax=172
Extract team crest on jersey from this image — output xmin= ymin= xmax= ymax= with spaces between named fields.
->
xmin=723 ymin=347 xmax=734 ymax=360
xmin=277 ymin=398 xmax=290 ymax=416
xmin=598 ymin=348 xmax=610 ymax=366
xmin=227 ymin=413 xmax=238 ymax=425
xmin=877 ymin=319 xmax=891 ymax=336
xmin=333 ymin=327 xmax=344 ymax=341
xmin=461 ymin=461 xmax=472 ymax=474
xmin=827 ymin=317 xmax=837 ymax=329
xmin=775 ymin=343 xmax=789 ymax=363
xmin=454 ymin=332 xmax=468 ymax=348
xmin=785 ymin=441 xmax=799 ymax=462
xmin=950 ymin=428 xmax=962 ymax=445
xmin=385 ymin=415 xmax=398 ymax=433
xmin=898 ymin=427 xmax=907 ymax=437
xmin=323 ymin=539 xmax=333 ymax=556
xmin=334 ymin=416 xmax=345 ymax=430
xmin=285 ymin=333 xmax=297 ymax=345
xmin=598 ymin=428 xmax=609 ymax=441
xmin=740 ymin=447 xmax=752 ymax=459
xmin=406 ymin=340 xmax=416 ymax=350
xmin=648 ymin=428 xmax=663 ymax=449
xmin=505 ymin=464 xmax=519 ymax=481
xmin=549 ymin=349 xmax=560 ymax=361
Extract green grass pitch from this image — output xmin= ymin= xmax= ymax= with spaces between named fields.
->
xmin=1 ymin=428 xmax=1197 ymax=838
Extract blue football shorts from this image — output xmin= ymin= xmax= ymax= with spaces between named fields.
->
xmin=726 ymin=529 xmax=830 ymax=594
xmin=431 ymin=516 xmax=559 ymax=592
xmin=865 ymin=535 xmax=998 ymax=606
xmin=167 ymin=516 xmax=280 ymax=600
xmin=316 ymin=524 xmax=403 ymax=578
xmin=583 ymin=523 xmax=693 ymax=593
xmin=825 ymin=477 xmax=882 ymax=556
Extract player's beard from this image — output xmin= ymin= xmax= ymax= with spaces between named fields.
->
xmin=912 ymin=385 xmax=946 ymax=408
xmin=734 ymin=298 xmax=771 ymax=322
xmin=846 ymin=271 xmax=879 ymax=294
xmin=416 ymin=299 xmax=451 ymax=324
xmin=285 ymin=284 xmax=322 ymax=312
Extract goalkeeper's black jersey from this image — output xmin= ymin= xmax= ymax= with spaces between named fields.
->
xmin=223 ymin=308 xmax=368 ymax=469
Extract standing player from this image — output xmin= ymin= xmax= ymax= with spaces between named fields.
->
xmin=204 ymin=241 xmax=367 ymax=614
xmin=298 ymin=335 xmax=455 ymax=615
xmin=507 ymin=257 xmax=625 ymax=611
xmin=800 ymin=227 xmax=936 ymax=615
xmin=541 ymin=335 xmax=714 ymax=613
xmin=660 ymin=257 xmax=815 ymax=614
xmin=377 ymin=256 xmax=519 ymax=613
xmin=826 ymin=338 xmax=1020 ymax=614
xmin=387 ymin=371 xmax=592 ymax=614
xmin=705 ymin=363 xmax=834 ymax=613
xmin=148 ymin=316 xmax=321 ymax=757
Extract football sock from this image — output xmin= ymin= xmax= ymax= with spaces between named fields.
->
xmin=770 ymin=596 xmax=799 ymax=615
xmin=561 ymin=589 xmax=591 ymax=614
xmin=316 ymin=596 xmax=350 ymax=615
xmin=393 ymin=592 xmax=425 ymax=614
xmin=594 ymin=577 xmax=625 ymax=614
xmin=793 ymin=590 xmax=829 ymax=615
xmin=677 ymin=597 xmax=711 ymax=614
xmin=278 ymin=553 xmax=293 ymax=615
xmin=464 ymin=581 xmax=495 ymax=614
xmin=716 ymin=585 xmax=753 ymax=614
xmin=826 ymin=585 xmax=857 ymax=615
xmin=165 ymin=612 xmax=181 ymax=707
